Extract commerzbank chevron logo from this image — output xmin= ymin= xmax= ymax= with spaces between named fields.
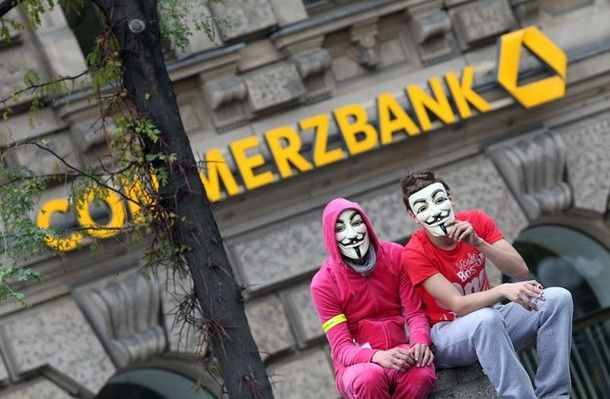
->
xmin=497 ymin=26 xmax=567 ymax=109
xmin=35 ymin=26 xmax=571 ymax=252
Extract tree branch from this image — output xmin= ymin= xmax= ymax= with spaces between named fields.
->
xmin=0 ymin=0 xmax=18 ymax=19
xmin=0 ymin=69 xmax=89 ymax=108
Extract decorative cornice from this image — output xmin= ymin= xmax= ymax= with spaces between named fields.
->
xmin=203 ymin=76 xmax=248 ymax=110
xmin=294 ymin=48 xmax=332 ymax=80
xmin=350 ymin=18 xmax=379 ymax=69
xmin=73 ymin=273 xmax=168 ymax=369
xmin=487 ymin=129 xmax=572 ymax=221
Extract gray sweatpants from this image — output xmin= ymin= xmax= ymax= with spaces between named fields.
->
xmin=430 ymin=287 xmax=573 ymax=399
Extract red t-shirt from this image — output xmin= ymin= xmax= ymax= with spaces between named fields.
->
xmin=402 ymin=209 xmax=504 ymax=325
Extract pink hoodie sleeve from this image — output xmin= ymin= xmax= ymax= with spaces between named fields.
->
xmin=398 ymin=261 xmax=431 ymax=345
xmin=310 ymin=277 xmax=378 ymax=366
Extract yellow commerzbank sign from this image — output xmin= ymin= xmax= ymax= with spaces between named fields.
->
xmin=37 ymin=27 xmax=567 ymax=251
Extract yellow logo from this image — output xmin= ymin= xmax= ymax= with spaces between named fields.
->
xmin=497 ymin=26 xmax=567 ymax=108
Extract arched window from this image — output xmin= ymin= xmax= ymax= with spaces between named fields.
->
xmin=96 ymin=367 xmax=218 ymax=399
xmin=511 ymin=224 xmax=610 ymax=398
xmin=512 ymin=225 xmax=610 ymax=319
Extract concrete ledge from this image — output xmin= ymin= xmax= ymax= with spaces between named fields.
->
xmin=430 ymin=363 xmax=497 ymax=399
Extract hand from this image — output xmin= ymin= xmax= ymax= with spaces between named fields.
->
xmin=372 ymin=347 xmax=415 ymax=370
xmin=408 ymin=343 xmax=434 ymax=367
xmin=499 ymin=280 xmax=545 ymax=311
xmin=444 ymin=220 xmax=482 ymax=247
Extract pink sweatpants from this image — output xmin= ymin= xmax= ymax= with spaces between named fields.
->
xmin=337 ymin=363 xmax=436 ymax=399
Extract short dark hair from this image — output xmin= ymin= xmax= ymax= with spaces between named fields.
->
xmin=400 ymin=170 xmax=451 ymax=212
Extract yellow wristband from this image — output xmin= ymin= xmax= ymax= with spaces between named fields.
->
xmin=322 ymin=313 xmax=347 ymax=333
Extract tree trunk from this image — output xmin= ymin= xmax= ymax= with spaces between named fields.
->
xmin=98 ymin=1 xmax=273 ymax=398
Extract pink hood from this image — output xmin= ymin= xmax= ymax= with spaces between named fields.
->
xmin=321 ymin=198 xmax=380 ymax=264
xmin=311 ymin=198 xmax=432 ymax=378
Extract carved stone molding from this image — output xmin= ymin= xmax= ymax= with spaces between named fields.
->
xmin=277 ymin=34 xmax=333 ymax=104
xmin=408 ymin=7 xmax=459 ymax=66
xmin=487 ymin=130 xmax=572 ymax=221
xmin=197 ymin=45 xmax=251 ymax=132
xmin=350 ymin=19 xmax=380 ymax=70
xmin=294 ymin=49 xmax=331 ymax=81
xmin=209 ymin=0 xmax=278 ymax=41
xmin=448 ymin=0 xmax=517 ymax=50
xmin=202 ymin=76 xmax=250 ymax=132
xmin=73 ymin=273 xmax=168 ymax=369
xmin=243 ymin=61 xmax=306 ymax=112
xmin=294 ymin=48 xmax=332 ymax=103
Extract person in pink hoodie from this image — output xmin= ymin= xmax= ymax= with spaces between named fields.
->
xmin=310 ymin=198 xmax=436 ymax=399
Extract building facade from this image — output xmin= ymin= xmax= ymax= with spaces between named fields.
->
xmin=0 ymin=0 xmax=609 ymax=398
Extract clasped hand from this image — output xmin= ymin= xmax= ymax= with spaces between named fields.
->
xmin=372 ymin=343 xmax=434 ymax=371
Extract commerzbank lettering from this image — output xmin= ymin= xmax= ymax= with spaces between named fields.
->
xmin=35 ymin=26 xmax=567 ymax=251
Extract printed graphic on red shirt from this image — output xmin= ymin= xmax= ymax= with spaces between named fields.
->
xmin=451 ymin=251 xmax=489 ymax=294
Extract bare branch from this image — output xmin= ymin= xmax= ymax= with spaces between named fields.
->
xmin=0 ymin=0 xmax=18 ymax=19
xmin=0 ymin=70 xmax=89 ymax=108
xmin=2 ymin=141 xmax=150 ymax=208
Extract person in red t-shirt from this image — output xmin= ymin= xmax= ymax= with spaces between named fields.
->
xmin=400 ymin=170 xmax=573 ymax=399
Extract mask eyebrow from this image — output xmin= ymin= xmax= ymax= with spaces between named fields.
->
xmin=431 ymin=189 xmax=445 ymax=198
xmin=411 ymin=198 xmax=426 ymax=206
xmin=348 ymin=211 xmax=360 ymax=221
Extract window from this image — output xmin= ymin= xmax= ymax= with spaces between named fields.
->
xmin=512 ymin=225 xmax=610 ymax=319
xmin=512 ymin=224 xmax=610 ymax=398
xmin=96 ymin=368 xmax=218 ymax=399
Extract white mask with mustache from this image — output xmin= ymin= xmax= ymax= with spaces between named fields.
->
xmin=335 ymin=210 xmax=370 ymax=260
xmin=408 ymin=182 xmax=455 ymax=237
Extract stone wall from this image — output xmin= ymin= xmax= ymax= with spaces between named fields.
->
xmin=0 ymin=297 xmax=115 ymax=394
xmin=432 ymin=364 xmax=497 ymax=399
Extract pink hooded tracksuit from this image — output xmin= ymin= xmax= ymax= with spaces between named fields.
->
xmin=310 ymin=198 xmax=435 ymax=399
